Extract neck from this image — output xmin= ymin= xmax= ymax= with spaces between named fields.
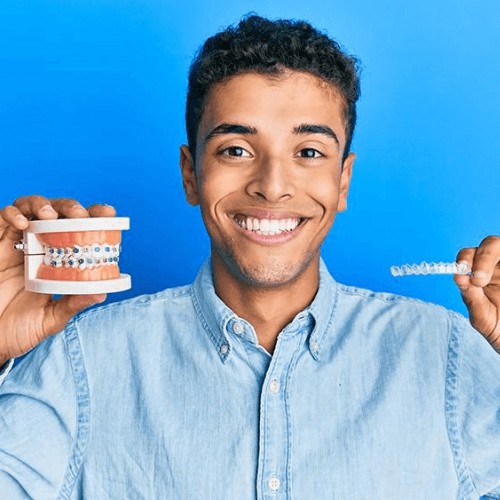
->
xmin=212 ymin=254 xmax=320 ymax=353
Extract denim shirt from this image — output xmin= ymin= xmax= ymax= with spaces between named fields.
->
xmin=1 ymin=258 xmax=500 ymax=499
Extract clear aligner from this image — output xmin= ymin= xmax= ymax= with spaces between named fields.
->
xmin=390 ymin=261 xmax=471 ymax=277
xmin=43 ymin=243 xmax=121 ymax=270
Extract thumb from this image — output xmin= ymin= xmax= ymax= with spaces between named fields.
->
xmin=45 ymin=294 xmax=107 ymax=335
xmin=458 ymin=284 xmax=497 ymax=339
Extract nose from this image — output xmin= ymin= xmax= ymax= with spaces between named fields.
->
xmin=246 ymin=158 xmax=296 ymax=202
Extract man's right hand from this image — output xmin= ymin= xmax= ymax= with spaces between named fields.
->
xmin=0 ymin=195 xmax=116 ymax=366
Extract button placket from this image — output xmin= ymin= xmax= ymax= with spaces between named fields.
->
xmin=269 ymin=379 xmax=280 ymax=394
xmin=257 ymin=331 xmax=308 ymax=499
xmin=268 ymin=476 xmax=281 ymax=492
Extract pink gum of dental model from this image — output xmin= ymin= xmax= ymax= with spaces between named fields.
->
xmin=16 ymin=217 xmax=131 ymax=294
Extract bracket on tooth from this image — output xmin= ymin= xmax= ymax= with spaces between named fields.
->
xmin=18 ymin=217 xmax=131 ymax=294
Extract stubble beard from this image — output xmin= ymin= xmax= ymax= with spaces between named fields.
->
xmin=211 ymin=239 xmax=320 ymax=290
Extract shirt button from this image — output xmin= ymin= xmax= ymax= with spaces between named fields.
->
xmin=311 ymin=341 xmax=320 ymax=352
xmin=232 ymin=321 xmax=244 ymax=334
xmin=269 ymin=379 xmax=280 ymax=394
xmin=220 ymin=344 xmax=229 ymax=355
xmin=268 ymin=476 xmax=280 ymax=491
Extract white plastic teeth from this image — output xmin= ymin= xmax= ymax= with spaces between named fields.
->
xmin=235 ymin=216 xmax=301 ymax=235
xmin=390 ymin=261 xmax=471 ymax=277
xmin=43 ymin=243 xmax=121 ymax=270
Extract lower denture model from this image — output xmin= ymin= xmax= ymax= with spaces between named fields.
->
xmin=15 ymin=217 xmax=131 ymax=294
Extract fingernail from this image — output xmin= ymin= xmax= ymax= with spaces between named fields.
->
xmin=72 ymin=204 xmax=85 ymax=211
xmin=40 ymin=204 xmax=56 ymax=214
xmin=15 ymin=214 xmax=27 ymax=221
xmin=472 ymin=271 xmax=488 ymax=280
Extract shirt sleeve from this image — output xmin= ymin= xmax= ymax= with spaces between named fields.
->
xmin=448 ymin=312 xmax=500 ymax=498
xmin=0 ymin=329 xmax=80 ymax=498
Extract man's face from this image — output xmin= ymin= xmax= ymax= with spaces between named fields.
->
xmin=181 ymin=70 xmax=354 ymax=288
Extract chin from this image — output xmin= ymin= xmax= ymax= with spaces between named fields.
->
xmin=215 ymin=247 xmax=319 ymax=290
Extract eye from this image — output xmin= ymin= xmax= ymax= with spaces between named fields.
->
xmin=298 ymin=148 xmax=324 ymax=159
xmin=219 ymin=146 xmax=251 ymax=157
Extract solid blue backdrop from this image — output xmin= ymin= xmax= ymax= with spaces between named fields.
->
xmin=1 ymin=0 xmax=499 ymax=315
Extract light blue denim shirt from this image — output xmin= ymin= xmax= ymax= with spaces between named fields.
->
xmin=1 ymin=259 xmax=500 ymax=499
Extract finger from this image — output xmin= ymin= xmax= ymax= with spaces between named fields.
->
xmin=492 ymin=269 xmax=500 ymax=286
xmin=87 ymin=203 xmax=116 ymax=218
xmin=0 ymin=205 xmax=29 ymax=247
xmin=484 ymin=285 xmax=500 ymax=308
xmin=13 ymin=195 xmax=59 ymax=220
xmin=43 ymin=294 xmax=107 ymax=335
xmin=50 ymin=198 xmax=90 ymax=218
xmin=454 ymin=244 xmax=500 ymax=289
xmin=0 ymin=206 xmax=29 ymax=230
xmin=459 ymin=284 xmax=499 ymax=342
xmin=454 ymin=247 xmax=475 ymax=290
xmin=469 ymin=236 xmax=500 ymax=288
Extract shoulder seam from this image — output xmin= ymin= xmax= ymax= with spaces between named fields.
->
xmin=337 ymin=283 xmax=446 ymax=307
xmin=74 ymin=285 xmax=193 ymax=323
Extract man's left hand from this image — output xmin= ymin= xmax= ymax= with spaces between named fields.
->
xmin=455 ymin=236 xmax=500 ymax=351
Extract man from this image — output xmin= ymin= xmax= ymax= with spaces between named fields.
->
xmin=0 ymin=15 xmax=499 ymax=499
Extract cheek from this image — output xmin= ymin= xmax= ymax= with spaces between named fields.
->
xmin=303 ymin=170 xmax=341 ymax=209
xmin=198 ymin=167 xmax=241 ymax=222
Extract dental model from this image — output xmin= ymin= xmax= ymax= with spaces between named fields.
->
xmin=15 ymin=217 xmax=131 ymax=294
xmin=390 ymin=261 xmax=471 ymax=277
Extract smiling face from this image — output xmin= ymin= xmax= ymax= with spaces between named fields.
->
xmin=180 ymin=70 xmax=354 ymax=290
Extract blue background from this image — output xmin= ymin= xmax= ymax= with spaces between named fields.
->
xmin=1 ymin=0 xmax=499 ymax=315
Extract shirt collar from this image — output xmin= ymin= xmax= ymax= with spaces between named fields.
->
xmin=191 ymin=257 xmax=338 ymax=363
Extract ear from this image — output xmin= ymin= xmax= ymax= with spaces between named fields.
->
xmin=180 ymin=145 xmax=200 ymax=206
xmin=336 ymin=152 xmax=355 ymax=212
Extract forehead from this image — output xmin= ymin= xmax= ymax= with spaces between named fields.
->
xmin=199 ymin=70 xmax=347 ymax=139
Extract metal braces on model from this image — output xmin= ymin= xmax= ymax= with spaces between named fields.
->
xmin=14 ymin=217 xmax=131 ymax=294
xmin=43 ymin=243 xmax=121 ymax=269
xmin=390 ymin=261 xmax=471 ymax=277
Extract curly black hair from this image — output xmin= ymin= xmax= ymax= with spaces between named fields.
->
xmin=186 ymin=14 xmax=361 ymax=161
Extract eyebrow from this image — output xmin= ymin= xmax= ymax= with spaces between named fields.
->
xmin=293 ymin=123 xmax=339 ymax=145
xmin=204 ymin=123 xmax=257 ymax=143
xmin=203 ymin=122 xmax=340 ymax=146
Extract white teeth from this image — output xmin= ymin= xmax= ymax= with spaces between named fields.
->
xmin=91 ymin=244 xmax=101 ymax=259
xmin=269 ymin=220 xmax=280 ymax=232
xmin=236 ymin=216 xmax=301 ymax=234
xmin=260 ymin=219 xmax=270 ymax=232
xmin=43 ymin=244 xmax=120 ymax=269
